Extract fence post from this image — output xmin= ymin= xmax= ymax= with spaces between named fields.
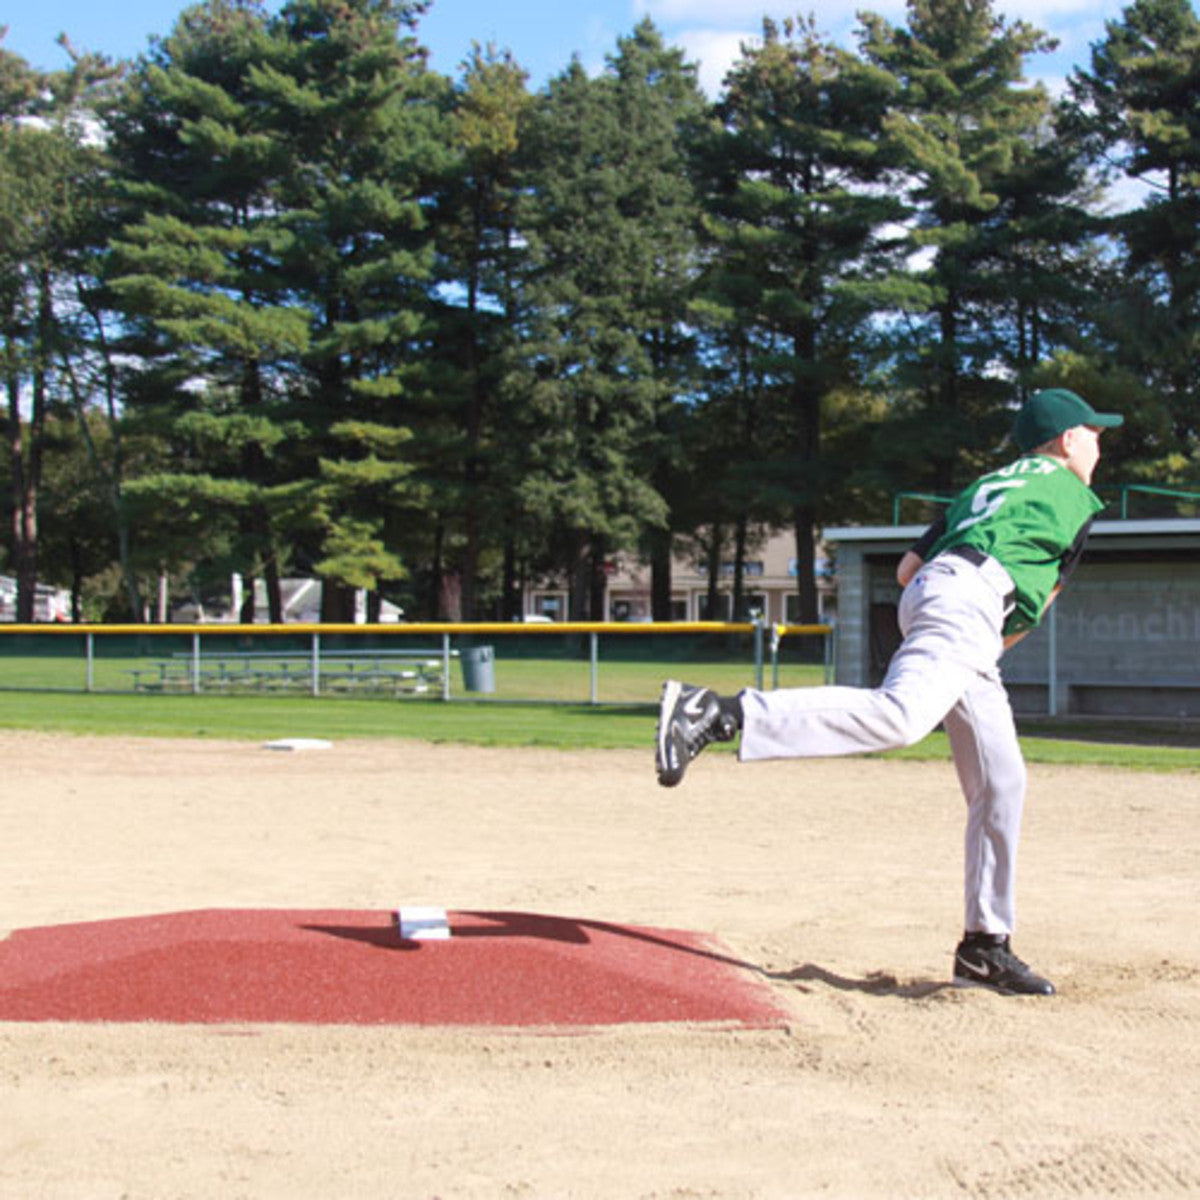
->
xmin=191 ymin=632 xmax=201 ymax=694
xmin=86 ymin=632 xmax=94 ymax=693
xmin=442 ymin=633 xmax=451 ymax=701
xmin=1047 ymin=604 xmax=1058 ymax=716
xmin=312 ymin=632 xmax=321 ymax=697
xmin=753 ymin=618 xmax=765 ymax=690
xmin=590 ymin=631 xmax=599 ymax=704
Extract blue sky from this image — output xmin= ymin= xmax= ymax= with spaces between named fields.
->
xmin=1 ymin=0 xmax=1162 ymax=97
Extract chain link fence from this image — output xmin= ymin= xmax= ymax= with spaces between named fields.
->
xmin=0 ymin=621 xmax=832 ymax=705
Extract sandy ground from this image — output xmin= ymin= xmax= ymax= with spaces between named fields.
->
xmin=1 ymin=730 xmax=1199 ymax=1199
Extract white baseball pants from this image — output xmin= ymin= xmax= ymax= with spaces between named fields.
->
xmin=739 ymin=554 xmax=1026 ymax=935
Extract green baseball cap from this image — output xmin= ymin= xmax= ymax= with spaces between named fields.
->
xmin=1013 ymin=388 xmax=1123 ymax=452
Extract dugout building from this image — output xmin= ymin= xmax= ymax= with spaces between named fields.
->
xmin=826 ymin=516 xmax=1200 ymax=719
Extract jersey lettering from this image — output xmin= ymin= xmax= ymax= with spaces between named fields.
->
xmin=994 ymin=457 xmax=1056 ymax=479
xmin=953 ymin=479 xmax=1025 ymax=532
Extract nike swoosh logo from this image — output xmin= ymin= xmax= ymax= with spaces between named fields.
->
xmin=959 ymin=958 xmax=994 ymax=980
xmin=682 ymin=692 xmax=707 ymax=719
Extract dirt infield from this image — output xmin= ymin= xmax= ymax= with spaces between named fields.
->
xmin=2 ymin=731 xmax=1198 ymax=1198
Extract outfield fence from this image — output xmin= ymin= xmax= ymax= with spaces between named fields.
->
xmin=0 ymin=621 xmax=833 ymax=706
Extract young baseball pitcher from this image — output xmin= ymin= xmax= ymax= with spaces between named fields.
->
xmin=655 ymin=388 xmax=1123 ymax=995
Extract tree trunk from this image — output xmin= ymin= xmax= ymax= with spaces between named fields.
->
xmin=568 ymin=535 xmax=590 ymax=621
xmin=439 ymin=572 xmax=463 ymax=622
xmin=790 ymin=512 xmax=817 ymax=624
xmin=933 ymin=295 xmax=960 ymax=491
xmin=649 ymin=526 xmax=673 ymax=621
xmin=732 ymin=516 xmax=748 ymax=621
xmin=501 ymin=535 xmax=519 ymax=622
xmin=790 ymin=312 xmax=821 ymax=626
xmin=12 ymin=490 xmax=38 ymax=622
xmin=240 ymin=574 xmax=257 ymax=623
xmin=69 ymin=535 xmax=85 ymax=622
xmin=705 ymin=524 xmax=722 ymax=620
xmin=588 ymin=534 xmax=608 ymax=621
xmin=263 ymin=543 xmax=283 ymax=624
xmin=66 ymin=293 xmax=143 ymax=621
xmin=7 ymin=281 xmax=50 ymax=624
xmin=320 ymin=580 xmax=358 ymax=623
xmin=459 ymin=209 xmax=485 ymax=623
xmin=156 ymin=573 xmax=170 ymax=623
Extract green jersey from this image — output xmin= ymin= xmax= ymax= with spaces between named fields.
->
xmin=928 ymin=455 xmax=1104 ymax=634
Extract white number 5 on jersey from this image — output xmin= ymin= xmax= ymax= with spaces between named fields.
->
xmin=954 ymin=479 xmax=1025 ymax=532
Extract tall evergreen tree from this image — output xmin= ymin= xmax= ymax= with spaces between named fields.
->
xmin=108 ymin=0 xmax=308 ymax=621
xmin=860 ymin=0 xmax=1058 ymax=488
xmin=695 ymin=17 xmax=904 ymax=622
xmin=429 ymin=43 xmax=531 ymax=619
xmin=263 ymin=0 xmax=449 ymax=620
xmin=59 ymin=167 xmax=158 ymax=624
xmin=0 ymin=42 xmax=118 ymax=619
xmin=109 ymin=0 xmax=446 ymax=622
xmin=510 ymin=22 xmax=703 ymax=620
xmin=606 ymin=23 xmax=707 ymax=621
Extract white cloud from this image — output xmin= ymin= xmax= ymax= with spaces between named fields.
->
xmin=673 ymin=28 xmax=758 ymax=97
xmin=1101 ymin=171 xmax=1161 ymax=216
xmin=1024 ymin=70 xmax=1070 ymax=97
xmin=639 ymin=0 xmax=1129 ymax=98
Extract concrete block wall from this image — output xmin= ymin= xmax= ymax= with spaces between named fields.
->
xmin=1006 ymin=561 xmax=1200 ymax=686
xmin=829 ymin=546 xmax=869 ymax=686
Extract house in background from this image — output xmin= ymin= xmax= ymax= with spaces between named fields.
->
xmin=170 ymin=575 xmax=403 ymax=624
xmin=521 ymin=529 xmax=837 ymax=624
xmin=0 ymin=575 xmax=72 ymax=622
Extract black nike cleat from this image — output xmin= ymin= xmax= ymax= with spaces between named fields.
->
xmin=655 ymin=680 xmax=738 ymax=788
xmin=953 ymin=933 xmax=1056 ymax=996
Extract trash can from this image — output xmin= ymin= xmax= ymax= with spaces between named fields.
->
xmin=460 ymin=645 xmax=496 ymax=694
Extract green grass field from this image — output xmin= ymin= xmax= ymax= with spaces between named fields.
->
xmin=0 ymin=688 xmax=1195 ymax=772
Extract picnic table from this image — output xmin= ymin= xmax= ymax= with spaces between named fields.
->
xmin=129 ymin=649 xmax=452 ymax=696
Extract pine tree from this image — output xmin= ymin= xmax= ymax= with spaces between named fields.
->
xmin=695 ymin=17 xmax=904 ymax=622
xmin=509 ymin=22 xmax=703 ymax=619
xmin=0 ymin=41 xmax=118 ymax=619
xmin=262 ymin=0 xmax=449 ymax=621
xmin=1068 ymin=0 xmax=1200 ymax=471
xmin=860 ymin=0 xmax=1058 ymax=487
xmin=430 ymin=43 xmax=531 ymax=619
xmin=107 ymin=0 xmax=308 ymax=621
xmin=108 ymin=0 xmax=446 ymax=622
xmin=608 ymin=23 xmax=707 ymax=621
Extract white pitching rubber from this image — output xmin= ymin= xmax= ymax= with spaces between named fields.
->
xmin=398 ymin=906 xmax=451 ymax=941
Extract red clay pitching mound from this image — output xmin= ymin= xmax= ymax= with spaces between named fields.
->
xmin=0 ymin=908 xmax=789 ymax=1029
